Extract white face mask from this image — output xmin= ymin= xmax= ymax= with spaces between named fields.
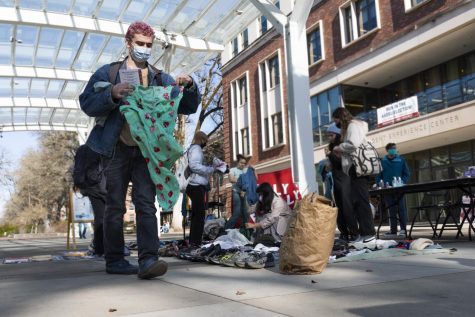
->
xmin=258 ymin=195 xmax=263 ymax=202
xmin=131 ymin=45 xmax=151 ymax=63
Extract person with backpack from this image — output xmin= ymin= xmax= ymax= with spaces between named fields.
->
xmin=79 ymin=21 xmax=200 ymax=279
xmin=331 ymin=107 xmax=376 ymax=247
xmin=186 ymin=131 xmax=216 ymax=248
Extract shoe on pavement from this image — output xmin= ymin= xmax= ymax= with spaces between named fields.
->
xmin=398 ymin=230 xmax=406 ymax=237
xmin=221 ymin=251 xmax=249 ymax=267
xmin=246 ymin=253 xmax=275 ymax=269
xmin=106 ymin=259 xmax=138 ymax=275
xmin=138 ymin=258 xmax=168 ymax=279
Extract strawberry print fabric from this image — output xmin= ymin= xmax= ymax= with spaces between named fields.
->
xmin=120 ymin=85 xmax=183 ymax=211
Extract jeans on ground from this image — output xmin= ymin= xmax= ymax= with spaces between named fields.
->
xmin=186 ymin=184 xmax=207 ymax=246
xmin=104 ymin=141 xmax=158 ymax=264
xmin=225 ymin=190 xmax=248 ymax=230
xmin=89 ymin=195 xmax=105 ymax=255
xmin=384 ymin=194 xmax=407 ymax=232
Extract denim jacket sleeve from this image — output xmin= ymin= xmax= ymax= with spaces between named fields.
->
xmin=160 ymin=72 xmax=201 ymax=115
xmin=79 ymin=64 xmax=120 ymax=117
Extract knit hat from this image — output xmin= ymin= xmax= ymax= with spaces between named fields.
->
xmin=327 ymin=123 xmax=341 ymax=135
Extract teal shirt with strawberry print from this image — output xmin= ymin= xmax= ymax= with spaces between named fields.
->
xmin=120 ymin=85 xmax=183 ymax=211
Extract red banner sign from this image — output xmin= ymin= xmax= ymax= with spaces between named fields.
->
xmin=257 ymin=168 xmax=301 ymax=209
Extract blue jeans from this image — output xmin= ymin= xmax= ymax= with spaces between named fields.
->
xmin=384 ymin=194 xmax=407 ymax=232
xmin=78 ymin=222 xmax=87 ymax=239
xmin=103 ymin=142 xmax=158 ymax=264
xmin=225 ymin=190 xmax=248 ymax=230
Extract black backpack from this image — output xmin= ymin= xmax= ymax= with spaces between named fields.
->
xmin=73 ymin=144 xmax=103 ymax=189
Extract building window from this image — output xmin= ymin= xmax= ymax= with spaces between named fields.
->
xmin=272 ymin=112 xmax=284 ymax=145
xmin=310 ymin=86 xmax=342 ymax=146
xmin=241 ymin=28 xmax=248 ymax=50
xmin=264 ymin=117 xmax=270 ymax=148
xmin=241 ymin=128 xmax=250 ymax=156
xmin=231 ymin=73 xmax=251 ymax=159
xmin=340 ymin=0 xmax=379 ymax=46
xmin=307 ymin=24 xmax=323 ymax=65
xmin=232 ymin=37 xmax=238 ymax=57
xmin=260 ymin=63 xmax=267 ymax=92
xmin=260 ymin=15 xmax=268 ymax=34
xmin=232 ymin=82 xmax=237 ymax=108
xmin=404 ymin=0 xmax=430 ymax=11
xmin=268 ymin=55 xmax=280 ymax=89
xmin=238 ymin=76 xmax=247 ymax=105
xmin=259 ymin=53 xmax=285 ymax=150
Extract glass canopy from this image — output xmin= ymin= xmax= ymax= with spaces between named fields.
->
xmin=0 ymin=0 xmax=264 ymax=133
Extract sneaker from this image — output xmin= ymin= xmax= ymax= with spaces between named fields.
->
xmin=246 ymin=253 xmax=275 ymax=269
xmin=88 ymin=241 xmax=95 ymax=253
xmin=361 ymin=235 xmax=377 ymax=249
xmin=124 ymin=246 xmax=131 ymax=256
xmin=217 ymin=252 xmax=236 ymax=266
xmin=397 ymin=230 xmax=406 ymax=237
xmin=138 ymin=258 xmax=168 ymax=279
xmin=384 ymin=231 xmax=397 ymax=237
xmin=221 ymin=251 xmax=249 ymax=267
xmin=106 ymin=259 xmax=138 ymax=275
xmin=235 ymin=252 xmax=258 ymax=268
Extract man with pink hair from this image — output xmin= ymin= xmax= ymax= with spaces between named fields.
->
xmin=80 ymin=21 xmax=200 ymax=279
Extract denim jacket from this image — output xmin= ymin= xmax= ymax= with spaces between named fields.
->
xmin=79 ymin=60 xmax=201 ymax=157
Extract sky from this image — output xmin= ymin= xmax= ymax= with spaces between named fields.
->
xmin=0 ymin=131 xmax=39 ymax=218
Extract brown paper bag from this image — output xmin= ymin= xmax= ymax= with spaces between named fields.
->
xmin=279 ymin=193 xmax=337 ymax=275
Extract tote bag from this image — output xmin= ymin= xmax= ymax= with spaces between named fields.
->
xmin=350 ymin=139 xmax=382 ymax=177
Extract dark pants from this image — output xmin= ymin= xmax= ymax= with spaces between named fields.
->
xmin=333 ymin=170 xmax=359 ymax=237
xmin=89 ymin=195 xmax=105 ymax=255
xmin=104 ymin=142 xmax=158 ymax=264
xmin=350 ymin=166 xmax=376 ymax=236
xmin=384 ymin=194 xmax=407 ymax=232
xmin=225 ymin=190 xmax=248 ymax=230
xmin=186 ymin=184 xmax=207 ymax=246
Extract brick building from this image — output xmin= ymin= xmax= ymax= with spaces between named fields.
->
xmin=221 ymin=0 xmax=475 ymax=214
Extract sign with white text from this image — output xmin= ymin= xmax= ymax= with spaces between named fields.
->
xmin=377 ymin=95 xmax=419 ymax=127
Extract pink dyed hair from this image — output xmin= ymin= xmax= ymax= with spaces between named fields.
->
xmin=125 ymin=21 xmax=155 ymax=43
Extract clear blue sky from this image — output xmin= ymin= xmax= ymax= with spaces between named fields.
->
xmin=0 ymin=131 xmax=38 ymax=218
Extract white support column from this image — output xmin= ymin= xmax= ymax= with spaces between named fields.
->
xmin=250 ymin=0 xmax=317 ymax=195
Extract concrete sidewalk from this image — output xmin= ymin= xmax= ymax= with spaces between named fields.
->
xmin=0 ymin=235 xmax=474 ymax=317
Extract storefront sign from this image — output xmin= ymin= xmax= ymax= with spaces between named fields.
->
xmin=377 ymin=95 xmax=419 ymax=127
xmin=257 ymin=168 xmax=301 ymax=209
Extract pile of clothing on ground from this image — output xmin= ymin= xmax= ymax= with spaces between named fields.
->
xmin=329 ymin=237 xmax=445 ymax=262
xmin=159 ymin=229 xmax=279 ymax=269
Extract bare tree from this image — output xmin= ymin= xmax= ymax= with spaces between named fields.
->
xmin=3 ymin=132 xmax=78 ymax=230
xmin=192 ymin=55 xmax=223 ymax=138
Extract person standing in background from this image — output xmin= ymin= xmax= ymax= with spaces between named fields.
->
xmin=376 ymin=143 xmax=411 ymax=237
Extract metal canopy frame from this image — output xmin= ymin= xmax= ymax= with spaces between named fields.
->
xmin=0 ymin=0 xmax=257 ymax=134
xmin=250 ymin=0 xmax=317 ymax=194
xmin=0 ymin=0 xmax=316 ymax=192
